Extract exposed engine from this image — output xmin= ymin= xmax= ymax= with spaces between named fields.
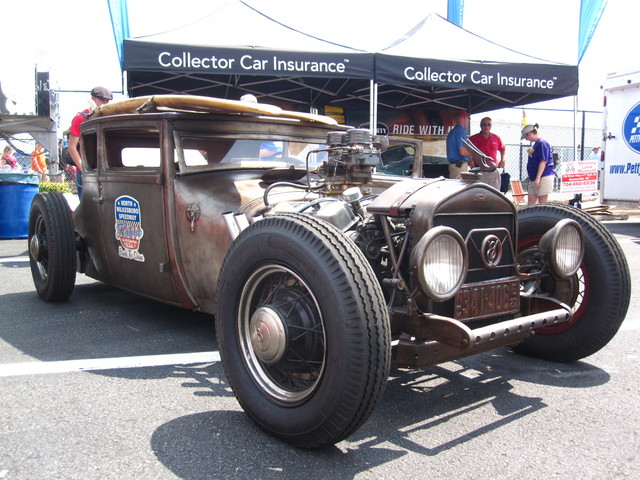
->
xmin=226 ymin=128 xmax=583 ymax=369
xmin=260 ymin=128 xmax=399 ymax=291
xmin=319 ymin=128 xmax=384 ymax=193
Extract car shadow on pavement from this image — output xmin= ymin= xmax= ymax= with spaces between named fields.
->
xmin=346 ymin=351 xmax=607 ymax=455
xmin=149 ymin=348 xmax=610 ymax=479
xmin=0 ymin=282 xmax=216 ymax=369
xmin=151 ymin=410 xmax=406 ymax=480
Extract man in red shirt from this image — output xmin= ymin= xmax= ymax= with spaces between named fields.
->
xmin=68 ymin=86 xmax=112 ymax=199
xmin=469 ymin=117 xmax=506 ymax=190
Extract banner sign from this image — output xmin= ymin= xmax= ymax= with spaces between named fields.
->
xmin=124 ymin=40 xmax=374 ymax=80
xmin=561 ymin=160 xmax=599 ymax=194
xmin=375 ymin=55 xmax=578 ymax=96
xmin=36 ymin=71 xmax=50 ymax=118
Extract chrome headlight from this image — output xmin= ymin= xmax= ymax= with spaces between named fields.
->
xmin=539 ymin=219 xmax=584 ymax=278
xmin=410 ymin=226 xmax=468 ymax=301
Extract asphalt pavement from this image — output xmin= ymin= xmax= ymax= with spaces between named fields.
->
xmin=1 ymin=217 xmax=639 ymax=480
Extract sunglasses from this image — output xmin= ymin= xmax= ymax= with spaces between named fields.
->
xmin=481 ymin=123 xmax=492 ymax=127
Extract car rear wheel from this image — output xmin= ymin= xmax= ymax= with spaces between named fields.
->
xmin=28 ymin=192 xmax=76 ymax=301
xmin=515 ymin=203 xmax=630 ymax=362
xmin=216 ymin=213 xmax=391 ymax=448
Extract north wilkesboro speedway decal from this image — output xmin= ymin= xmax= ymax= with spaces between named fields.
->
xmin=115 ymin=195 xmax=145 ymax=262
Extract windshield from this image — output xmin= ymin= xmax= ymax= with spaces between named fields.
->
xmin=176 ymin=136 xmax=328 ymax=173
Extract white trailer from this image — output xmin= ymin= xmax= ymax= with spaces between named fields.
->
xmin=601 ymin=69 xmax=640 ymax=203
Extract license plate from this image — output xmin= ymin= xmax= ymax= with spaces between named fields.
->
xmin=454 ymin=279 xmax=520 ymax=321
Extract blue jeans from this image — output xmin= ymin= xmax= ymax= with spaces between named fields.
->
xmin=76 ymin=169 xmax=83 ymax=199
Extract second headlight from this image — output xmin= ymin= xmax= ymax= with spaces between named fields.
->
xmin=410 ymin=226 xmax=468 ymax=301
xmin=539 ymin=218 xmax=584 ymax=278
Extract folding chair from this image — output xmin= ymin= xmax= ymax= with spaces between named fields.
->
xmin=510 ymin=180 xmax=527 ymax=205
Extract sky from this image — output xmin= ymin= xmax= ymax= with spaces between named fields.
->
xmin=1 ymin=0 xmax=638 ymax=133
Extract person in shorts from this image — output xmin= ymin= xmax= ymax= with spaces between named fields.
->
xmin=522 ymin=123 xmax=555 ymax=204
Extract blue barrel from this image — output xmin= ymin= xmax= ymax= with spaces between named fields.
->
xmin=0 ymin=173 xmax=40 ymax=239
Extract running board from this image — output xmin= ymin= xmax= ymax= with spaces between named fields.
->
xmin=395 ymin=307 xmax=571 ymax=368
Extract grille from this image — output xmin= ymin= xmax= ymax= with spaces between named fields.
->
xmin=433 ymin=212 xmax=516 ymax=283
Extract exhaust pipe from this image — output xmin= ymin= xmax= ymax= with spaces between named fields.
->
xmin=223 ymin=211 xmax=240 ymax=240
xmin=234 ymin=213 xmax=250 ymax=232
xmin=223 ymin=212 xmax=252 ymax=240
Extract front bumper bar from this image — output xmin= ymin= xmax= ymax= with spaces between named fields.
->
xmin=395 ymin=306 xmax=572 ymax=368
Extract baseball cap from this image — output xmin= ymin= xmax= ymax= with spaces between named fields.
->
xmin=521 ymin=124 xmax=536 ymax=139
xmin=90 ymin=86 xmax=113 ymax=101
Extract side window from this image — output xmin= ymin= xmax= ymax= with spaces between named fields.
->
xmin=82 ymin=132 xmax=98 ymax=171
xmin=104 ymin=129 xmax=161 ymax=170
xmin=121 ymin=148 xmax=161 ymax=167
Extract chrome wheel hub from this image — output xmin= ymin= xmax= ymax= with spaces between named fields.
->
xmin=249 ymin=306 xmax=287 ymax=365
xmin=29 ymin=234 xmax=41 ymax=260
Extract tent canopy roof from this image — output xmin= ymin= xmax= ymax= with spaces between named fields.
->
xmin=0 ymin=115 xmax=59 ymax=160
xmin=381 ymin=13 xmax=556 ymax=63
xmin=374 ymin=14 xmax=577 ymax=112
xmin=129 ymin=0 xmax=367 ymax=54
xmin=123 ymin=6 xmax=578 ymax=114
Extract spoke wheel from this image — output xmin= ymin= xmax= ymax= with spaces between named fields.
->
xmin=518 ymin=241 xmax=586 ymax=334
xmin=514 ymin=204 xmax=630 ymax=362
xmin=216 ymin=213 xmax=390 ymax=448
xmin=28 ymin=192 xmax=76 ymax=301
xmin=239 ymin=264 xmax=325 ymax=404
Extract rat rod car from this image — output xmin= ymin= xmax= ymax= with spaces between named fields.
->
xmin=28 ymin=95 xmax=630 ymax=449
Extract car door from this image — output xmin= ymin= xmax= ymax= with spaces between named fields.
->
xmin=97 ymin=123 xmax=180 ymax=304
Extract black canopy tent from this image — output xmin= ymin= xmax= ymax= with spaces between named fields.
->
xmin=373 ymin=14 xmax=578 ymax=114
xmin=123 ymin=0 xmax=375 ymax=112
xmin=124 ymin=40 xmax=374 ymax=110
xmin=122 ymin=6 xmax=578 ymax=117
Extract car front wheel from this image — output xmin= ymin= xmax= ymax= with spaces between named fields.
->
xmin=216 ymin=213 xmax=391 ymax=448
xmin=515 ymin=203 xmax=630 ymax=362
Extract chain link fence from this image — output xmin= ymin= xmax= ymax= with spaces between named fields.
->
xmin=485 ymin=110 xmax=603 ymax=196
xmin=4 ymin=108 xmax=604 ymax=197
xmin=1 ymin=135 xmax=78 ymax=191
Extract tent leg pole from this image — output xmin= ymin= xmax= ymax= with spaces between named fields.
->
xmin=369 ymin=81 xmax=378 ymax=135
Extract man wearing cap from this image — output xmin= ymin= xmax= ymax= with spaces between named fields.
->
xmin=67 ymin=86 xmax=113 ymax=199
xmin=446 ymin=110 xmax=471 ymax=179
xmin=469 ymin=117 xmax=506 ymax=190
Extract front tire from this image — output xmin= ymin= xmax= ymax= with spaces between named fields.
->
xmin=515 ymin=203 xmax=630 ymax=362
xmin=28 ymin=192 xmax=76 ymax=301
xmin=216 ymin=213 xmax=391 ymax=448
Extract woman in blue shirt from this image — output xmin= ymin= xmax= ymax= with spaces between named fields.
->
xmin=522 ymin=124 xmax=555 ymax=205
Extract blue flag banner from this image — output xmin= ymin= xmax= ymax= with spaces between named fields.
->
xmin=578 ymin=0 xmax=607 ymax=64
xmin=107 ymin=0 xmax=131 ymax=67
xmin=447 ymin=0 xmax=464 ymax=27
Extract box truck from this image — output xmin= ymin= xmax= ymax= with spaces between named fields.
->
xmin=601 ymin=69 xmax=640 ymax=203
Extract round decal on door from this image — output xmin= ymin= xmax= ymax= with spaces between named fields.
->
xmin=622 ymin=101 xmax=640 ymax=154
